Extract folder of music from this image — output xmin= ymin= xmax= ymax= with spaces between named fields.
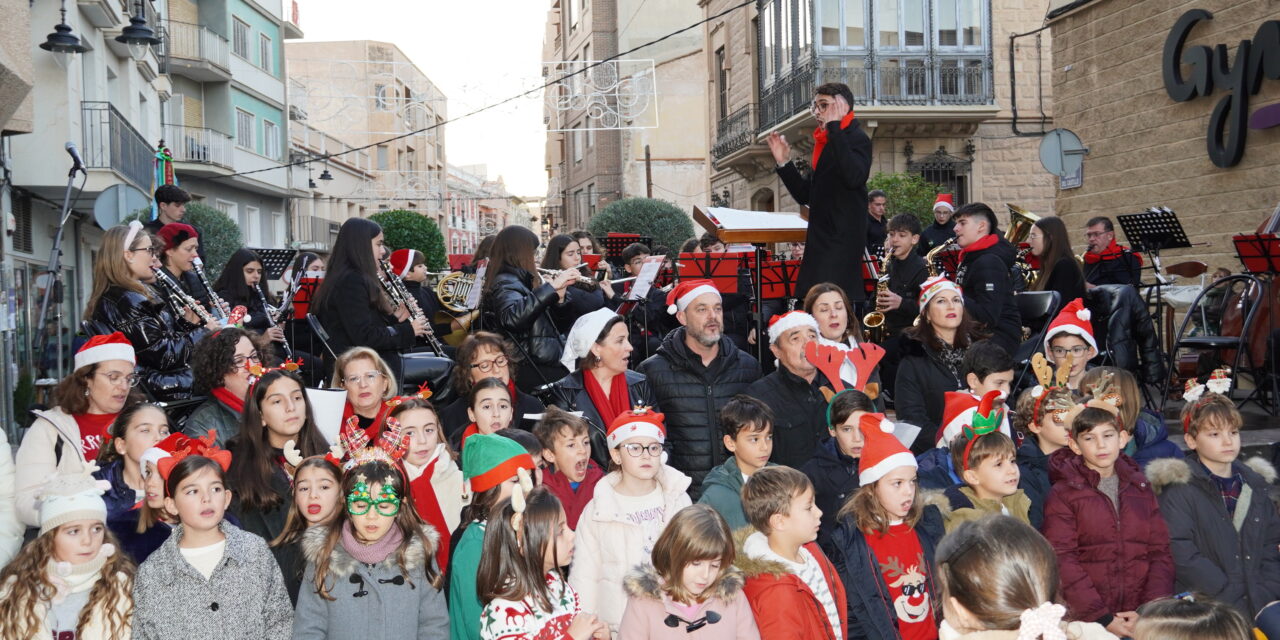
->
xmin=693 ymin=206 xmax=808 ymax=244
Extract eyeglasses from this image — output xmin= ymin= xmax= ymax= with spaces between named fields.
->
xmin=1084 ymin=231 xmax=1112 ymax=239
xmin=232 ymin=353 xmax=262 ymax=368
xmin=621 ymin=442 xmax=664 ymax=458
xmin=1050 ymin=346 xmax=1091 ymax=359
xmin=94 ymin=371 xmax=140 ymax=387
xmin=346 ymin=498 xmax=400 ymax=517
xmin=343 ymin=371 xmax=385 ymax=387
xmin=129 ymin=246 xmax=159 ymax=256
xmin=470 ymin=355 xmax=509 ymax=373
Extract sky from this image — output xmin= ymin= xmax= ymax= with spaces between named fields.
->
xmin=297 ymin=0 xmax=551 ymax=198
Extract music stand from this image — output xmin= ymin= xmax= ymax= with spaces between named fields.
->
xmin=1234 ymin=232 xmax=1280 ymax=409
xmin=603 ymin=234 xmax=651 ymax=270
xmin=760 ymin=259 xmax=802 ymax=300
xmin=1118 ymin=207 xmax=1192 ymax=347
xmin=677 ymin=252 xmax=748 ymax=294
xmin=251 ymin=248 xmax=299 ymax=281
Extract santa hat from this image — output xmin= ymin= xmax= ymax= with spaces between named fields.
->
xmin=933 ymin=194 xmax=955 ymax=213
xmin=767 ymin=311 xmax=819 ymax=345
xmin=156 ymin=222 xmax=198 ymax=251
xmin=74 ymin=332 xmax=136 ymax=372
xmin=140 ymin=432 xmax=189 ymax=480
xmin=388 ymin=249 xmax=420 ymax=278
xmin=462 ymin=433 xmax=536 ymax=494
xmin=858 ymin=413 xmax=917 ymax=486
xmin=607 ymin=407 xmax=666 ymax=449
xmin=1043 ymin=298 xmax=1097 ymax=360
xmin=918 ymin=275 xmax=963 ymax=309
xmin=665 ymin=279 xmax=720 ymax=315
xmin=938 ymin=389 xmax=1009 ymax=447
xmin=561 ymin=308 xmax=619 ymax=371
xmin=38 ymin=464 xmax=110 ymax=535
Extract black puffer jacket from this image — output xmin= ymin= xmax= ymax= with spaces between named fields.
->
xmin=90 ymin=286 xmax=206 ymax=401
xmin=481 ymin=267 xmax=567 ymax=391
xmin=1086 ymin=284 xmax=1165 ymax=384
xmin=744 ymin=367 xmax=830 ymax=469
xmin=542 ymin=369 xmax=658 ymax=469
xmin=637 ymin=328 xmax=761 ymax=496
xmin=956 ymin=235 xmax=1022 ymax=355
xmin=894 ymin=336 xmax=965 ymax=453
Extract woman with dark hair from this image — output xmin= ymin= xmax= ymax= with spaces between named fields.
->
xmin=542 ymin=309 xmax=656 ymax=469
xmin=481 ymin=225 xmax=578 ymax=392
xmin=282 ymin=252 xmax=325 ymax=364
xmin=156 ymin=221 xmax=214 ymax=311
xmin=1027 ymin=215 xmax=1087 ymax=311
xmin=185 ymin=327 xmax=272 ymax=444
xmin=213 ymin=248 xmax=286 ymax=342
xmin=540 ymin=234 xmax=615 ymax=335
xmin=804 ymin=282 xmax=883 ymax=394
xmin=439 ymin=331 xmax=544 ymax=440
xmin=312 ymin=217 xmax=428 ymax=376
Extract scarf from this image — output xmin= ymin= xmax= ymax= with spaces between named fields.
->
xmin=341 ymin=519 xmax=405 ymax=565
xmin=407 ymin=455 xmax=451 ymax=569
xmin=211 ymin=387 xmax=245 ymax=415
xmin=583 ymin=369 xmax=631 ymax=429
xmin=958 ymin=233 xmax=1000 ymax=261
xmin=47 ymin=543 xmax=114 ymax=604
xmin=1082 ymin=238 xmax=1144 ymax=265
xmin=343 ymin=401 xmax=392 ymax=440
xmin=811 ymin=111 xmax=857 ymax=169
xmin=506 ymin=379 xmax=520 ymax=407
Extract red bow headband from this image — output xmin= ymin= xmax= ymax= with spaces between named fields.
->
xmin=155 ymin=430 xmax=232 ymax=487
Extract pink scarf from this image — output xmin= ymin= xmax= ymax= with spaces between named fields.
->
xmin=340 ymin=520 xmax=404 ymax=565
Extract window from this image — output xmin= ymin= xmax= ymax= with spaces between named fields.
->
xmin=235 ymin=109 xmax=254 ymax=150
xmin=586 ymin=126 xmax=594 ymax=149
xmin=232 ymin=18 xmax=250 ymax=59
xmin=715 ymin=47 xmax=728 ymax=119
xmin=262 ymin=119 xmax=280 ymax=159
xmin=272 ymin=212 xmax=286 ymax=246
xmin=246 ymin=206 xmax=262 ymax=246
xmin=572 ymin=124 xmax=583 ymax=163
xmin=375 ymin=85 xmax=391 ymax=110
xmin=377 ymin=145 xmax=389 ymax=170
xmin=258 ymin=33 xmax=273 ymax=72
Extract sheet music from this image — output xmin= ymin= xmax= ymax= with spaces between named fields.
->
xmin=630 ymin=256 xmax=664 ymax=299
xmin=306 ymin=388 xmax=348 ymax=444
xmin=706 ymin=207 xmax=808 ymax=230
xmin=464 ymin=259 xmax=488 ymax=309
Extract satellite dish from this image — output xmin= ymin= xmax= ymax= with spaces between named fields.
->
xmin=92 ymin=184 xmax=151 ymax=229
xmin=1038 ymin=128 xmax=1088 ymax=178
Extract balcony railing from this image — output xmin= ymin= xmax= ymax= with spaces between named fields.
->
xmin=712 ymin=105 xmax=758 ymax=159
xmin=165 ymin=124 xmax=234 ymax=169
xmin=81 ymin=102 xmax=153 ymax=190
xmin=164 ymin=20 xmax=230 ymax=70
xmin=296 ymin=214 xmax=339 ymax=249
xmin=759 ymin=59 xmax=816 ymax=131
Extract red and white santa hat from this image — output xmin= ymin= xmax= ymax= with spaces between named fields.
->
xmin=606 ymin=407 xmax=666 ymax=449
xmin=665 ymin=279 xmax=720 ymax=315
xmin=918 ymin=275 xmax=963 ymax=309
xmin=74 ymin=332 xmax=136 ymax=373
xmin=388 ymin=249 xmax=420 ymax=278
xmin=1043 ymin=298 xmax=1097 ymax=361
xmin=933 ymin=193 xmax=955 ymax=213
xmin=936 ymin=389 xmax=1010 ymax=446
xmin=767 ymin=310 xmax=819 ymax=345
xmin=858 ymin=413 xmax=916 ymax=486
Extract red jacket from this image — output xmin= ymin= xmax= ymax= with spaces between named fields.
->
xmin=542 ymin=461 xmax=605 ymax=530
xmin=1041 ymin=449 xmax=1174 ymax=622
xmin=736 ymin=531 xmax=848 ymax=640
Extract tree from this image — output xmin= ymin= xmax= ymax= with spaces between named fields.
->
xmin=585 ymin=198 xmax=696 ymax=254
xmin=867 ymin=172 xmax=942 ymax=227
xmin=124 ymin=202 xmax=242 ymax=281
xmin=369 ymin=209 xmax=448 ymax=271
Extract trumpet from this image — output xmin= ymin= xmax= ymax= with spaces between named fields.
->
xmin=153 ymin=267 xmax=216 ymax=325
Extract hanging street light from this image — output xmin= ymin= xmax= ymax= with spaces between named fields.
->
xmin=40 ymin=1 xmax=90 ymax=70
xmin=116 ymin=1 xmax=162 ymax=62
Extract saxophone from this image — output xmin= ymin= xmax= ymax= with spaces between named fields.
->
xmin=862 ymin=252 xmax=891 ymax=342
xmin=926 ymin=238 xmax=960 ymax=278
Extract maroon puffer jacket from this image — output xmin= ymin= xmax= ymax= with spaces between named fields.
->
xmin=1041 ymin=448 xmax=1175 ymax=622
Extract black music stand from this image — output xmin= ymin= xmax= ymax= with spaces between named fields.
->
xmin=1234 ymin=233 xmax=1280 ymax=409
xmin=1117 ymin=207 xmax=1192 ymax=347
xmin=603 ymin=235 xmax=652 ymax=271
xmin=251 ymin=248 xmax=299 ymax=281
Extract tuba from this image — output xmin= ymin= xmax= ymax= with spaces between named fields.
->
xmin=1007 ymin=204 xmax=1042 ymax=290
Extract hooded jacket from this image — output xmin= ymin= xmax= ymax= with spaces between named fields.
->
xmin=744 ymin=367 xmax=831 ymax=469
xmin=481 ymin=267 xmax=567 ymax=389
xmin=1040 ymin=450 xmax=1174 ymax=624
xmin=955 ymin=235 xmax=1022 ymax=355
xmin=89 ymin=285 xmax=205 ymax=401
xmin=569 ymin=464 xmax=693 ymax=630
xmin=894 ymin=338 xmax=965 ymax=453
xmin=800 ymin=438 xmax=860 ymax=554
xmin=543 ymin=369 xmax=659 ymax=469
xmin=1123 ymin=409 xmax=1183 ymax=469
xmin=924 ymin=485 xmax=1032 ymax=533
xmin=620 ymin=563 xmax=760 ymax=640
xmin=734 ymin=528 xmax=848 ymax=640
xmin=15 ymin=407 xmax=89 ymax=527
xmin=699 ymin=457 xmax=778 ymax=532
xmin=637 ymin=328 xmax=761 ymax=495
xmin=828 ymin=506 xmax=945 ymax=640
xmin=292 ymin=524 xmax=448 ymax=640
xmin=1145 ymin=456 xmax=1280 ymax=616
xmin=1015 ymin=437 xmax=1053 ymax=529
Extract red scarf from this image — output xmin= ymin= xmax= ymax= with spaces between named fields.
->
xmin=408 ymin=458 xmax=451 ymax=569
xmin=506 ymin=379 xmax=519 ymax=407
xmin=811 ymin=111 xmax=857 ymax=169
xmin=212 ymin=387 xmax=245 ymax=415
xmin=583 ymin=369 xmax=631 ymax=429
xmin=1083 ymin=238 xmax=1144 ymax=265
xmin=343 ymin=401 xmax=392 ymax=440
xmin=958 ymin=233 xmax=1000 ymax=261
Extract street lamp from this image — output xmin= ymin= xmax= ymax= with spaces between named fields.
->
xmin=40 ymin=1 xmax=90 ymax=70
xmin=319 ymin=167 xmax=334 ymax=181
xmin=115 ymin=1 xmax=161 ymax=62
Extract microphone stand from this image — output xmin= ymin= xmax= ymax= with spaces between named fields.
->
xmin=32 ymin=157 xmax=87 ymax=381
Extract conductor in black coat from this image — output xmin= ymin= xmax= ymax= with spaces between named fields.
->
xmin=768 ymin=83 xmax=873 ymax=307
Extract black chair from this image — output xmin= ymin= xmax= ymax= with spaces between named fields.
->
xmin=1160 ymin=274 xmax=1264 ymax=414
xmin=306 ymin=313 xmax=337 ymax=360
xmin=1012 ymin=291 xmax=1061 ymax=392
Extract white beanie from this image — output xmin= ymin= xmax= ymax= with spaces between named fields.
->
xmin=560 ymin=308 xmax=619 ymax=371
xmin=39 ymin=464 xmax=110 ymax=534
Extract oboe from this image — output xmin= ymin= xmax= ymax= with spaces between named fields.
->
xmin=153 ymin=267 xmax=216 ymax=325
xmin=256 ymin=286 xmax=294 ymax=359
xmin=191 ymin=257 xmax=230 ymax=321
xmin=377 ymin=260 xmax=446 ymax=355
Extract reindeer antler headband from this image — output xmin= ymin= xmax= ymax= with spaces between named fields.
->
xmin=508 ymin=467 xmax=536 ymax=547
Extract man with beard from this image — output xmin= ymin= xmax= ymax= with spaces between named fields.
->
xmin=638 ymin=280 xmax=762 ymax=498
xmin=744 ymin=311 xmax=830 ymax=469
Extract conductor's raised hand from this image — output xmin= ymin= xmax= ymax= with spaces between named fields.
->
xmin=766 ymin=131 xmax=791 ymax=165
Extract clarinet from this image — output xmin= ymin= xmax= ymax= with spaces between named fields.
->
xmin=153 ymin=267 xmax=216 ymax=325
xmin=378 ymin=260 xmax=446 ymax=355
xmin=191 ymin=257 xmax=231 ymax=321
xmin=256 ymin=286 xmax=294 ymax=359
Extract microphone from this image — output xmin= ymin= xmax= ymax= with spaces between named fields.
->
xmin=65 ymin=142 xmax=85 ymax=173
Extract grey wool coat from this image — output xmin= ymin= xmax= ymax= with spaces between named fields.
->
xmin=132 ymin=520 xmax=294 ymax=640
xmin=292 ymin=524 xmax=450 ymax=640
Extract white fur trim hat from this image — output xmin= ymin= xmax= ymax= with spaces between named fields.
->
xmin=74 ymin=332 xmax=136 ymax=372
xmin=1043 ymin=298 xmax=1097 ymax=360
xmin=767 ymin=311 xmax=820 ymax=344
xmin=39 ymin=464 xmax=110 ymax=534
xmin=665 ymin=279 xmax=720 ymax=315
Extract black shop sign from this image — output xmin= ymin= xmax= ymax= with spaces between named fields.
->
xmin=1163 ymin=9 xmax=1280 ymax=168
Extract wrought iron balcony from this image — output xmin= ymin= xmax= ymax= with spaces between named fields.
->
xmin=165 ymin=125 xmax=234 ymax=169
xmin=80 ymin=102 xmax=153 ymax=190
xmin=712 ymin=105 xmax=758 ymax=160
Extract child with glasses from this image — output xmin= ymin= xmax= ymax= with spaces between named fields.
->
xmin=570 ymin=408 xmax=692 ymax=634
xmin=1043 ymin=298 xmax=1098 ymax=391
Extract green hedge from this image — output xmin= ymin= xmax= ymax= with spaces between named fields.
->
xmin=369 ymin=209 xmax=448 ymax=271
xmin=585 ymin=198 xmax=696 ymax=252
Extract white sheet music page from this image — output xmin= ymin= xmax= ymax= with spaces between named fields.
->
xmin=464 ymin=259 xmax=488 ymax=309
xmin=705 ymin=207 xmax=808 ymax=230
xmin=630 ymin=255 xmax=664 ymax=299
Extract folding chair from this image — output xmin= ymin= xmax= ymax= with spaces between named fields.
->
xmin=1160 ymin=274 xmax=1264 ymax=413
xmin=1012 ymin=291 xmax=1061 ymax=392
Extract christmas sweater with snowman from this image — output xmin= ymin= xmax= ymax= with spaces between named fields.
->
xmin=480 ymin=571 xmax=580 ymax=640
xmin=866 ymin=522 xmax=937 ymax=640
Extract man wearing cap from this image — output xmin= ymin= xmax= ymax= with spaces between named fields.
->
xmin=637 ymin=280 xmax=761 ymax=497
xmin=744 ymin=311 xmax=830 ymax=469
xmin=920 ymin=193 xmax=958 ymax=256
xmin=766 ymin=82 xmax=872 ymax=306
xmin=951 ymin=202 xmax=1022 ymax=355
